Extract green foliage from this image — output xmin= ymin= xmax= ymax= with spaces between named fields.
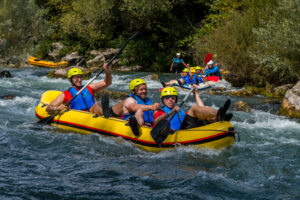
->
xmin=191 ymin=0 xmax=298 ymax=87
xmin=0 ymin=0 xmax=52 ymax=58
xmin=248 ymin=0 xmax=300 ymax=85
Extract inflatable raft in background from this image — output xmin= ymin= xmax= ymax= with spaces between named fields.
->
xmin=28 ymin=56 xmax=68 ymax=68
xmin=35 ymin=90 xmax=236 ymax=152
xmin=159 ymin=76 xmax=220 ymax=92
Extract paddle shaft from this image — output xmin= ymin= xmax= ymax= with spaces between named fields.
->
xmin=65 ymin=31 xmax=139 ymax=107
xmin=38 ymin=31 xmax=139 ymax=124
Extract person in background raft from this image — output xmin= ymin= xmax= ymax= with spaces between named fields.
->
xmin=0 ymin=34 xmax=7 ymax=49
xmin=123 ymin=79 xmax=161 ymax=136
xmin=170 ymin=53 xmax=189 ymax=73
xmin=161 ymin=68 xmax=192 ymax=87
xmin=153 ymin=87 xmax=232 ymax=131
xmin=204 ymin=60 xmax=222 ymax=80
xmin=46 ymin=64 xmax=123 ymax=118
xmin=191 ymin=66 xmax=207 ymax=84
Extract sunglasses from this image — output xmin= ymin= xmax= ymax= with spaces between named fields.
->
xmin=164 ymin=95 xmax=177 ymax=100
xmin=73 ymin=75 xmax=83 ymax=79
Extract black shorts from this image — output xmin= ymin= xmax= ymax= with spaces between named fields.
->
xmin=173 ymin=63 xmax=184 ymax=73
xmin=180 ymin=114 xmax=209 ymax=130
xmin=109 ymin=107 xmax=120 ymax=117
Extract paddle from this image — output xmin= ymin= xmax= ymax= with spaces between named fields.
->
xmin=204 ymin=53 xmax=213 ymax=64
xmin=151 ymin=79 xmax=199 ymax=145
xmin=38 ymin=31 xmax=139 ymax=125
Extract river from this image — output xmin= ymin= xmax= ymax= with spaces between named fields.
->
xmin=0 ymin=66 xmax=299 ymax=199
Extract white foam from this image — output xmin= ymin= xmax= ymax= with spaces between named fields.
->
xmin=0 ymin=96 xmax=36 ymax=107
xmin=234 ymin=110 xmax=300 ymax=131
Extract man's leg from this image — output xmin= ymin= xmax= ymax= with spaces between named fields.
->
xmin=129 ymin=109 xmax=144 ymax=137
xmin=187 ymin=105 xmax=217 ymax=122
xmin=111 ymin=100 xmax=125 ymax=116
xmin=165 ymin=79 xmax=178 ymax=86
xmin=89 ymin=102 xmax=103 ymax=115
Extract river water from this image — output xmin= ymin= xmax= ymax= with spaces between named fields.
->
xmin=0 ymin=66 xmax=299 ymax=200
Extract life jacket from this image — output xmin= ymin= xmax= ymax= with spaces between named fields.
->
xmin=69 ymin=87 xmax=95 ymax=111
xmin=123 ymin=94 xmax=154 ymax=124
xmin=180 ymin=75 xmax=192 ymax=84
xmin=173 ymin=57 xmax=183 ymax=63
xmin=205 ymin=66 xmax=221 ymax=78
xmin=192 ymin=74 xmax=203 ymax=84
xmin=162 ymin=105 xmax=186 ymax=131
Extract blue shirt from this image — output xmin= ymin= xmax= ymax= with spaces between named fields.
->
xmin=173 ymin=57 xmax=183 ymax=63
xmin=205 ymin=66 xmax=221 ymax=77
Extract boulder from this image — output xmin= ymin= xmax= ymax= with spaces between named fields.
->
xmin=0 ymin=70 xmax=12 ymax=78
xmin=62 ymin=52 xmax=86 ymax=67
xmin=279 ymin=81 xmax=300 ymax=118
xmin=117 ymin=65 xmax=142 ymax=72
xmin=211 ymin=87 xmax=226 ymax=92
xmin=273 ymin=84 xmax=294 ymax=97
xmin=90 ymin=48 xmax=119 ymax=59
xmin=48 ymin=66 xmax=91 ymax=79
xmin=233 ymin=101 xmax=252 ymax=112
xmin=151 ymin=74 xmax=160 ymax=80
xmin=0 ymin=94 xmax=15 ymax=99
xmin=0 ymin=59 xmax=5 ymax=65
xmin=48 ymin=42 xmax=64 ymax=59
xmin=87 ymin=54 xmax=105 ymax=68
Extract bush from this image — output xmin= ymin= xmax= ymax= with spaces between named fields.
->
xmin=191 ymin=0 xmax=299 ymax=87
xmin=0 ymin=0 xmax=52 ymax=58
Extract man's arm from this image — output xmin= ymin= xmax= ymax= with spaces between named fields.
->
xmin=192 ymin=85 xmax=205 ymax=107
xmin=153 ymin=106 xmax=180 ymax=125
xmin=89 ymin=63 xmax=111 ymax=93
xmin=124 ymin=97 xmax=160 ymax=113
xmin=170 ymin=61 xmax=174 ymax=71
xmin=182 ymin=61 xmax=189 ymax=68
xmin=46 ymin=93 xmax=66 ymax=112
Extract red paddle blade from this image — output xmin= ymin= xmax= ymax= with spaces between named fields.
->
xmin=205 ymin=53 xmax=213 ymax=64
xmin=206 ymin=76 xmax=219 ymax=82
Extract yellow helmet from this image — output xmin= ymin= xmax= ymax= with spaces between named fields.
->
xmin=67 ymin=68 xmax=83 ymax=79
xmin=182 ymin=68 xmax=189 ymax=72
xmin=129 ymin=78 xmax=147 ymax=92
xmin=195 ymin=66 xmax=202 ymax=70
xmin=161 ymin=87 xmax=178 ymax=98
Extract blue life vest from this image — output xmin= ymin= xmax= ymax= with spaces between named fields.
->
xmin=173 ymin=57 xmax=183 ymax=63
xmin=69 ymin=87 xmax=95 ymax=110
xmin=205 ymin=66 xmax=221 ymax=77
xmin=123 ymin=94 xmax=154 ymax=124
xmin=180 ymin=75 xmax=192 ymax=84
xmin=192 ymin=74 xmax=203 ymax=84
xmin=162 ymin=106 xmax=186 ymax=131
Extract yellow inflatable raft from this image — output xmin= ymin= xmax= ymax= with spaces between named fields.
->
xmin=28 ymin=56 xmax=68 ymax=68
xmin=35 ymin=90 xmax=236 ymax=152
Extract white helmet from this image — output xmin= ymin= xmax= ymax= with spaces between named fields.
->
xmin=176 ymin=53 xmax=181 ymax=56
xmin=207 ymin=60 xmax=213 ymax=65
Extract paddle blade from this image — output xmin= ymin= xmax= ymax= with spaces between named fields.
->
xmin=205 ymin=53 xmax=213 ymax=64
xmin=37 ymin=115 xmax=55 ymax=125
xmin=150 ymin=119 xmax=171 ymax=145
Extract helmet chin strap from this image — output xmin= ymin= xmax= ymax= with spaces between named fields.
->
xmin=70 ymin=78 xmax=81 ymax=89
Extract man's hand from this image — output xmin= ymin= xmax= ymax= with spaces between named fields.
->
xmin=57 ymin=104 xmax=67 ymax=111
xmin=192 ymin=84 xmax=199 ymax=95
xmin=151 ymin=103 xmax=161 ymax=111
xmin=103 ymin=62 xmax=110 ymax=71
xmin=171 ymin=106 xmax=181 ymax=113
